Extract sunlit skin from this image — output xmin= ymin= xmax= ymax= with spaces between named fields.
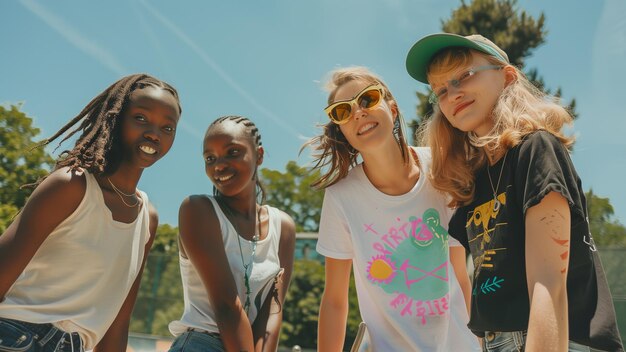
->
xmin=317 ymin=76 xmax=474 ymax=351
xmin=98 ymin=86 xmax=180 ymax=223
xmin=428 ymin=53 xmax=509 ymax=138
xmin=333 ymin=80 xmax=399 ymax=157
xmin=0 ymin=83 xmax=181 ymax=352
xmin=203 ymin=121 xmax=262 ymax=204
xmin=177 ymin=118 xmax=295 ymax=352
xmin=331 ymin=80 xmax=422 ymax=196
xmin=428 ymin=50 xmax=571 ymax=351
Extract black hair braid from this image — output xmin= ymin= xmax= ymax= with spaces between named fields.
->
xmin=208 ymin=115 xmax=266 ymax=203
xmin=25 ymin=74 xmax=181 ymax=189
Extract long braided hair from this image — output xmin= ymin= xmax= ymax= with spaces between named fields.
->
xmin=207 ymin=115 xmax=266 ymax=204
xmin=28 ymin=74 xmax=181 ymax=188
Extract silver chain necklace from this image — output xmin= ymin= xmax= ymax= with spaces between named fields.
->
xmin=218 ymin=197 xmax=262 ymax=314
xmin=486 ymin=151 xmax=508 ymax=213
xmin=107 ymin=177 xmax=139 ymax=208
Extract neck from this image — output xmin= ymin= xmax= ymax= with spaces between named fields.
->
xmin=484 ymin=146 xmax=506 ymax=166
xmin=100 ymin=166 xmax=143 ymax=194
xmin=361 ymin=144 xmax=419 ymax=195
xmin=218 ymin=190 xmax=258 ymax=220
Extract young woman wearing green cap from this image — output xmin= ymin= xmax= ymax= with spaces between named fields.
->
xmin=406 ymin=33 xmax=623 ymax=352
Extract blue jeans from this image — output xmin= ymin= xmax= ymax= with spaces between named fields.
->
xmin=0 ymin=318 xmax=83 ymax=352
xmin=482 ymin=331 xmax=591 ymax=352
xmin=168 ymin=330 xmax=224 ymax=352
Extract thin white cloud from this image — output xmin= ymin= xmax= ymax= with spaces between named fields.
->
xmin=18 ymin=0 xmax=127 ymax=76
xmin=138 ymin=0 xmax=302 ymax=139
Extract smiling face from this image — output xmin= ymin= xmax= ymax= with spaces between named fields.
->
xmin=332 ymin=79 xmax=398 ymax=154
xmin=119 ymin=86 xmax=180 ymax=169
xmin=428 ymin=51 xmax=508 ymax=137
xmin=203 ymin=120 xmax=263 ymax=197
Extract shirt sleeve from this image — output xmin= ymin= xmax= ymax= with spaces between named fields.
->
xmin=442 ymin=204 xmax=462 ymax=248
xmin=316 ymin=189 xmax=354 ymax=260
xmin=448 ymin=207 xmax=470 ymax=252
xmin=514 ymin=131 xmax=579 ymax=216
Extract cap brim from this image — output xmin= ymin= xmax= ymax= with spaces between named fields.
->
xmin=406 ymin=33 xmax=488 ymax=83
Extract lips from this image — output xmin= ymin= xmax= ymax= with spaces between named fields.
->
xmin=357 ymin=122 xmax=378 ymax=135
xmin=214 ymin=173 xmax=234 ymax=183
xmin=453 ymin=100 xmax=474 ymax=116
xmin=139 ymin=144 xmax=157 ymax=155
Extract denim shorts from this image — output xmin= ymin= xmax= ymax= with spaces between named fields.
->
xmin=482 ymin=331 xmax=591 ymax=352
xmin=168 ymin=329 xmax=224 ymax=352
xmin=0 ymin=318 xmax=83 ymax=352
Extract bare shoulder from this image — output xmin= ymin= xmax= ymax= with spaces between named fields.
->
xmin=177 ymin=195 xmax=223 ymax=259
xmin=178 ymin=195 xmax=219 ymax=237
xmin=179 ymin=194 xmax=215 ymax=217
xmin=27 ymin=167 xmax=87 ymax=217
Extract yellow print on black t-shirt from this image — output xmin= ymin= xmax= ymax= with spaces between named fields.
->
xmin=465 ymin=191 xmax=508 ymax=280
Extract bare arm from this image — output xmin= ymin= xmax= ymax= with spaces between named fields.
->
xmin=317 ymin=257 xmax=352 ymax=352
xmin=94 ymin=203 xmax=158 ymax=352
xmin=179 ymin=196 xmax=254 ymax=352
xmin=525 ymin=191 xmax=570 ymax=352
xmin=450 ymin=246 xmax=472 ymax=316
xmin=253 ymin=211 xmax=296 ymax=352
xmin=0 ymin=169 xmax=85 ymax=300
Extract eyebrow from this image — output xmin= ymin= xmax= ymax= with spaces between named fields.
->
xmin=133 ymin=104 xmax=179 ymax=123
xmin=203 ymin=142 xmax=245 ymax=154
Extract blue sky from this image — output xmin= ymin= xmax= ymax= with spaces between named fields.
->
xmin=2 ymin=0 xmax=625 ymax=227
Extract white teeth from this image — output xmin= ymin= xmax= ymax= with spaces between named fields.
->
xmin=140 ymin=145 xmax=156 ymax=154
xmin=358 ymin=123 xmax=377 ymax=135
xmin=217 ymin=174 xmax=234 ymax=182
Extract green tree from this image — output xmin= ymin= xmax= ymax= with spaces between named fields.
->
xmin=131 ymin=223 xmax=183 ymax=336
xmin=261 ymin=161 xmax=324 ymax=232
xmin=587 ymin=190 xmax=626 ymax=247
xmin=409 ymin=0 xmax=577 ymax=140
xmin=281 ymin=259 xmax=362 ymax=350
xmin=0 ymin=104 xmax=54 ymax=232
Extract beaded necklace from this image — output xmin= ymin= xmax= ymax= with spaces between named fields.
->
xmin=218 ymin=197 xmax=262 ymax=314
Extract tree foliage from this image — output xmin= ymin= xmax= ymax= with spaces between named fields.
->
xmin=587 ymin=190 xmax=626 ymax=247
xmin=261 ymin=161 xmax=324 ymax=232
xmin=409 ymin=0 xmax=577 ymax=141
xmin=280 ymin=259 xmax=362 ymax=350
xmin=0 ymin=104 xmax=54 ymax=232
xmin=131 ymin=223 xmax=183 ymax=336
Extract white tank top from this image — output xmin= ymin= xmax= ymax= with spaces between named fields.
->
xmin=169 ymin=196 xmax=282 ymax=336
xmin=0 ymin=170 xmax=151 ymax=350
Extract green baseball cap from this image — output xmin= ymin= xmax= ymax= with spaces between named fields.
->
xmin=406 ymin=33 xmax=509 ymax=83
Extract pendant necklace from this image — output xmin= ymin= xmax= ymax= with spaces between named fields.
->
xmin=219 ymin=197 xmax=262 ymax=314
xmin=107 ymin=178 xmax=140 ymax=208
xmin=486 ymin=151 xmax=507 ymax=213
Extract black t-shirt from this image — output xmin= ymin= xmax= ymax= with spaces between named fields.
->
xmin=449 ymin=131 xmax=623 ymax=351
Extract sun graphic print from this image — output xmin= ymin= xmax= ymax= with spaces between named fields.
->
xmin=367 ymin=255 xmax=397 ymax=284
xmin=365 ymin=208 xmax=451 ymax=324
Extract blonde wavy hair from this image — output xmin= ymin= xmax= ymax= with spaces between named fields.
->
xmin=418 ymin=48 xmax=574 ymax=207
xmin=303 ymin=66 xmax=410 ymax=189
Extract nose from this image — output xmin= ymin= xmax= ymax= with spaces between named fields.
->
xmin=143 ymin=125 xmax=160 ymax=142
xmin=445 ymin=84 xmax=465 ymax=102
xmin=352 ymin=102 xmax=367 ymax=121
xmin=213 ymin=157 xmax=228 ymax=172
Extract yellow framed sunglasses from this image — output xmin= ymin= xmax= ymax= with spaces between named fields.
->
xmin=324 ymin=84 xmax=385 ymax=125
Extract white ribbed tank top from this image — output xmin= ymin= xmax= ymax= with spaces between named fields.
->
xmin=0 ymin=169 xmax=151 ymax=350
xmin=169 ymin=196 xmax=282 ymax=336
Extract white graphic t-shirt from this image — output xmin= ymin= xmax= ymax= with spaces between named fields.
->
xmin=317 ymin=147 xmax=480 ymax=352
